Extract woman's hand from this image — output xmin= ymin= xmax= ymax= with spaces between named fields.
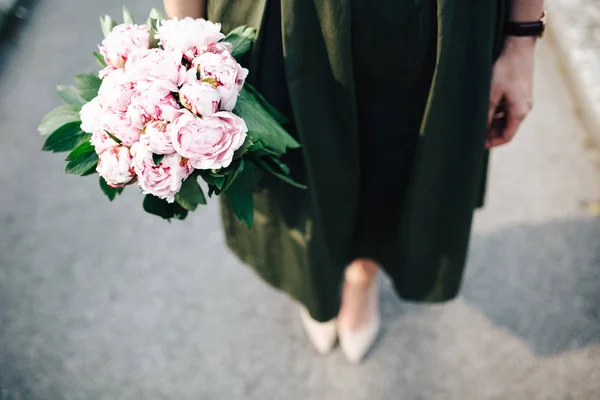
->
xmin=487 ymin=37 xmax=537 ymax=148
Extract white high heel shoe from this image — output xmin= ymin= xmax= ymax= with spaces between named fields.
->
xmin=338 ymin=279 xmax=381 ymax=364
xmin=299 ymin=307 xmax=337 ymax=355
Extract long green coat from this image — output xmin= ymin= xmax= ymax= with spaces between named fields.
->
xmin=208 ymin=0 xmax=509 ymax=321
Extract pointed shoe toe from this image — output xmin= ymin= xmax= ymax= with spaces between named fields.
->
xmin=338 ymin=313 xmax=381 ymax=363
xmin=299 ymin=307 xmax=337 ymax=355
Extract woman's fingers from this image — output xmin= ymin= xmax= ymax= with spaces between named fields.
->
xmin=504 ymin=101 xmax=528 ymax=140
xmin=486 ymin=92 xmax=532 ymax=148
xmin=486 ymin=37 xmax=536 ymax=149
xmin=486 ymin=113 xmax=505 ymax=148
xmin=487 ymin=85 xmax=503 ymax=128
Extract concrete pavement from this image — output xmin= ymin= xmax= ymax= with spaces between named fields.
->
xmin=0 ymin=1 xmax=599 ymax=399
xmin=549 ymin=0 xmax=600 ymax=147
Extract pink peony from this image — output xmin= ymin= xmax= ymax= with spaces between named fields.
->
xmin=125 ymin=49 xmax=186 ymax=92
xmin=155 ymin=17 xmax=224 ymax=61
xmin=192 ymin=51 xmax=248 ymax=111
xmin=126 ymin=87 xmax=180 ymax=130
xmin=99 ymin=24 xmax=150 ymax=70
xmin=142 ymin=120 xmax=174 ymax=155
xmin=98 ymin=108 xmax=141 ymax=147
xmin=80 ymin=97 xmax=103 ymax=134
xmin=130 ymin=141 xmax=193 ymax=202
xmin=199 ymin=42 xmax=233 ymax=55
xmin=179 ymin=80 xmax=220 ymax=117
xmin=91 ymin=130 xmax=119 ymax=154
xmin=169 ymin=110 xmax=247 ymax=170
xmin=96 ymin=146 xmax=135 ymax=188
xmin=97 ymin=69 xmax=135 ymax=112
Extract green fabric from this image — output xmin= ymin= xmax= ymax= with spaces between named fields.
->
xmin=208 ymin=0 xmax=509 ymax=322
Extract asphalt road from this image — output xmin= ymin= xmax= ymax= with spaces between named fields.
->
xmin=0 ymin=1 xmax=599 ymax=399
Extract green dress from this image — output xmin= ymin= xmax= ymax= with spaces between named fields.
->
xmin=208 ymin=0 xmax=510 ymax=321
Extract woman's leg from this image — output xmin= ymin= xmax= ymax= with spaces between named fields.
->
xmin=338 ymin=258 xmax=380 ymax=330
xmin=336 ymin=258 xmax=381 ymax=363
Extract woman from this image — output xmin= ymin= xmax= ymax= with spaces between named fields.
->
xmin=164 ymin=0 xmax=543 ymax=363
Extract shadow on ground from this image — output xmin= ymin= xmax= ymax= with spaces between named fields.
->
xmin=462 ymin=217 xmax=600 ymax=356
xmin=379 ymin=217 xmax=600 ymax=358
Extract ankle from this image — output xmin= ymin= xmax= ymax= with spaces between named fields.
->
xmin=345 ymin=259 xmax=379 ymax=285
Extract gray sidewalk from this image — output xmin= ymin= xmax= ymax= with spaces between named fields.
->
xmin=548 ymin=0 xmax=600 ymax=147
xmin=0 ymin=1 xmax=599 ymax=399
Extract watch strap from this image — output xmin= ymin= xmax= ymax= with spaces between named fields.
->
xmin=505 ymin=11 xmax=547 ymax=38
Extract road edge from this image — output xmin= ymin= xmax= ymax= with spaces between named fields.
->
xmin=546 ymin=4 xmax=600 ymax=148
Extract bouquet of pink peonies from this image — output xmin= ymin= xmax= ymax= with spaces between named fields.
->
xmin=39 ymin=8 xmax=302 ymax=227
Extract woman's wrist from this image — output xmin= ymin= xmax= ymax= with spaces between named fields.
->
xmin=503 ymin=35 xmax=537 ymax=53
xmin=509 ymin=0 xmax=544 ymax=22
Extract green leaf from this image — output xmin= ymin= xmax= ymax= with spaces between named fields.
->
xmin=199 ymin=171 xmax=215 ymax=186
xmin=100 ymin=15 xmax=116 ymax=38
xmin=223 ymin=159 xmax=262 ymax=228
xmin=234 ymin=85 xmax=300 ymax=154
xmin=38 ymin=105 xmax=81 ymax=136
xmin=233 ymin=137 xmax=254 ymax=160
xmin=264 ymin=154 xmax=290 ymax=175
xmin=143 ymin=194 xmax=189 ymax=220
xmin=209 ymin=169 xmax=226 ymax=177
xmin=221 ymin=25 xmax=257 ymax=59
xmin=93 ymin=51 xmax=108 ymax=67
xmin=244 ymin=83 xmax=289 ymax=125
xmin=74 ymin=73 xmax=102 ymax=102
xmin=213 ymin=176 xmax=226 ymax=190
xmin=42 ymin=122 xmax=90 ymax=153
xmin=175 ymin=175 xmax=207 ymax=211
xmin=65 ymin=142 xmax=98 ymax=175
xmin=57 ymin=85 xmax=87 ymax=108
xmin=81 ymin=165 xmax=98 ymax=176
xmin=152 ymin=154 xmax=164 ymax=166
xmin=148 ymin=21 xmax=160 ymax=48
xmin=207 ymin=185 xmax=218 ymax=197
xmin=66 ymin=140 xmax=95 ymax=161
xmin=221 ymin=160 xmax=244 ymax=192
xmin=122 ymin=7 xmax=135 ymax=24
xmin=104 ymin=130 xmax=122 ymax=144
xmin=245 ymin=138 xmax=278 ymax=157
xmin=65 ymin=153 xmax=98 ymax=175
xmin=100 ymin=176 xmax=124 ymax=201
xmin=147 ymin=8 xmax=165 ymax=24
xmin=146 ymin=9 xmax=163 ymax=48
xmin=254 ymin=156 xmax=306 ymax=189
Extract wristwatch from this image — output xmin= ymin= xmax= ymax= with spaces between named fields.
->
xmin=505 ymin=10 xmax=547 ymax=38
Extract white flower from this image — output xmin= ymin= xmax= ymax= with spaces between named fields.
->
xmin=143 ymin=120 xmax=175 ymax=155
xmin=169 ymin=110 xmax=247 ymax=170
xmin=192 ymin=51 xmax=248 ymax=111
xmin=99 ymin=24 xmax=150 ymax=69
xmin=96 ymin=146 xmax=135 ymax=187
xmin=125 ymin=48 xmax=187 ymax=92
xmin=90 ymin=130 xmax=119 ymax=154
xmin=97 ymin=108 xmax=141 ymax=147
xmin=179 ymin=80 xmax=221 ymax=116
xmin=156 ymin=17 xmax=225 ymax=61
xmin=80 ymin=97 xmax=103 ymax=134
xmin=130 ymin=141 xmax=193 ymax=202
xmin=126 ymin=86 xmax=180 ymax=130
xmin=97 ymin=69 xmax=135 ymax=112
